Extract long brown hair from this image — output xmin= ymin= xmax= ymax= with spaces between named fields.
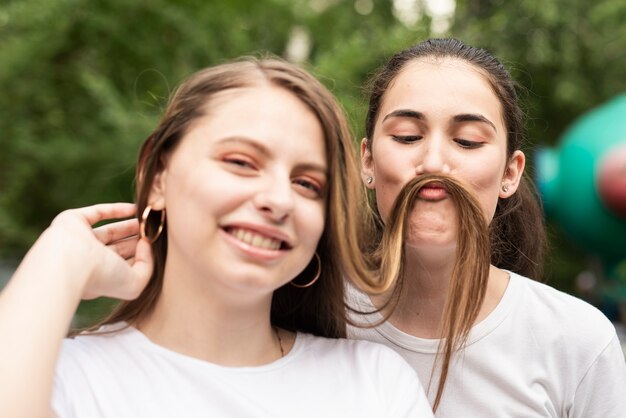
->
xmin=88 ymin=57 xmax=384 ymax=338
xmin=363 ymin=38 xmax=547 ymax=410
xmin=374 ymin=175 xmax=491 ymax=411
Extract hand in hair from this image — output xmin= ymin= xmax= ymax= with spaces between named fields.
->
xmin=43 ymin=202 xmax=153 ymax=300
xmin=0 ymin=202 xmax=153 ymax=418
xmin=93 ymin=216 xmax=140 ymax=262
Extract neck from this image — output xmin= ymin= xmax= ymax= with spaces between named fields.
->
xmin=374 ymin=248 xmax=510 ymax=339
xmin=137 ymin=259 xmax=290 ymax=366
xmin=373 ymin=251 xmax=453 ymax=338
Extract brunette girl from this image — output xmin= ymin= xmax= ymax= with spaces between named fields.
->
xmin=0 ymin=58 xmax=433 ymax=418
xmin=349 ymin=38 xmax=626 ymax=417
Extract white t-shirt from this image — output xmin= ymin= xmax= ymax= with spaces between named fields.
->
xmin=348 ymin=271 xmax=626 ymax=418
xmin=53 ymin=323 xmax=433 ymax=418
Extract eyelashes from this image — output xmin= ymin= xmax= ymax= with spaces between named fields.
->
xmin=454 ymin=139 xmax=484 ymax=149
xmin=391 ymin=135 xmax=422 ymax=144
xmin=293 ymin=178 xmax=324 ymax=198
xmin=222 ymin=156 xmax=325 ymax=199
xmin=224 ymin=156 xmax=256 ymax=169
xmin=391 ymin=135 xmax=484 ymax=149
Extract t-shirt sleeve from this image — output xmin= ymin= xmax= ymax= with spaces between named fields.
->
xmin=378 ymin=347 xmax=434 ymax=417
xmin=51 ymin=340 xmax=72 ymax=418
xmin=51 ymin=340 xmax=80 ymax=418
xmin=52 ymin=369 xmax=70 ymax=418
xmin=569 ymin=334 xmax=626 ymax=418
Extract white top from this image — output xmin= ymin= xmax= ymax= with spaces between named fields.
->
xmin=348 ymin=272 xmax=626 ymax=418
xmin=53 ymin=323 xmax=433 ymax=418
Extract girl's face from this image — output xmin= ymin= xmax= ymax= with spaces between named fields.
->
xmin=362 ymin=58 xmax=524 ymax=252
xmin=150 ymin=85 xmax=327 ymax=296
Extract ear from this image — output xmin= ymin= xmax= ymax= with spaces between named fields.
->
xmin=360 ymin=138 xmax=375 ymax=189
xmin=500 ymin=150 xmax=525 ymax=198
xmin=147 ymin=165 xmax=168 ymax=210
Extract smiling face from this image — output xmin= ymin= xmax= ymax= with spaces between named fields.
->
xmin=362 ymin=58 xmax=524 ymax=251
xmin=150 ymin=85 xmax=327 ymax=295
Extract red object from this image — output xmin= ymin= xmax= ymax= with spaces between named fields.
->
xmin=597 ymin=144 xmax=626 ymax=218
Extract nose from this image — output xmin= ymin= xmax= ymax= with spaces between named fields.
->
xmin=415 ymin=138 xmax=450 ymax=175
xmin=253 ymin=175 xmax=294 ymax=223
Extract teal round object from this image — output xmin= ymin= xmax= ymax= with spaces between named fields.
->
xmin=536 ymin=95 xmax=626 ymax=262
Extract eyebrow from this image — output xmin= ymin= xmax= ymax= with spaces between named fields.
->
xmin=382 ymin=109 xmax=425 ymax=123
xmin=453 ymin=113 xmax=497 ymax=133
xmin=216 ymin=136 xmax=271 ymax=158
xmin=382 ymin=109 xmax=497 ymax=133
xmin=216 ymin=136 xmax=328 ymax=175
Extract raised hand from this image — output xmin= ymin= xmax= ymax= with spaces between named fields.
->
xmin=93 ymin=216 xmax=140 ymax=263
xmin=41 ymin=202 xmax=154 ymax=300
xmin=0 ymin=202 xmax=156 ymax=418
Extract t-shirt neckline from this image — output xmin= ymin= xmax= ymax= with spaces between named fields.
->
xmin=365 ymin=271 xmax=523 ymax=354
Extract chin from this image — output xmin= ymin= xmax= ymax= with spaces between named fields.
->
xmin=407 ymin=239 xmax=457 ymax=251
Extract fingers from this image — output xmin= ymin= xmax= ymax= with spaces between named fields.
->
xmin=93 ymin=218 xmax=139 ymax=245
xmin=114 ymin=238 xmax=154 ymax=300
xmin=108 ymin=236 xmax=139 ymax=260
xmin=63 ymin=203 xmax=137 ymax=227
xmin=83 ymin=237 xmax=154 ymax=301
xmin=132 ymin=238 xmax=154 ymax=287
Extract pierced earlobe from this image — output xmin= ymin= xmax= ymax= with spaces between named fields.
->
xmin=502 ymin=184 xmax=509 ymax=193
xmin=366 ymin=176 xmax=374 ymax=185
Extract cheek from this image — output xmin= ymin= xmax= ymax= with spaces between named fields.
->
xmin=298 ymin=202 xmax=326 ymax=246
xmin=467 ymin=170 xmax=503 ymax=223
xmin=372 ymin=159 xmax=416 ymax=222
xmin=375 ymin=185 xmax=402 ymax=222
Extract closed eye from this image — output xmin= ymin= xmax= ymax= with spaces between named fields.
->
xmin=223 ymin=156 xmax=257 ymax=170
xmin=391 ymin=135 xmax=423 ymax=144
xmin=455 ymin=139 xmax=483 ymax=149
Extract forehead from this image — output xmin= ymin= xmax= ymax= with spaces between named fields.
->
xmin=379 ymin=58 xmax=504 ymax=126
xmin=194 ymin=85 xmax=327 ymax=163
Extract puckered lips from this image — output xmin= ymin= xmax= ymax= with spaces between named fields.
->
xmin=220 ymin=223 xmax=293 ymax=261
xmin=418 ymin=181 xmax=449 ymax=201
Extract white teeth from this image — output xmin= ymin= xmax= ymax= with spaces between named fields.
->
xmin=251 ymin=234 xmax=263 ymax=247
xmin=230 ymin=228 xmax=282 ymax=250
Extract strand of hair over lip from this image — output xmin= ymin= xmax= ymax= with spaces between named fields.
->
xmin=378 ymin=173 xmax=491 ymax=412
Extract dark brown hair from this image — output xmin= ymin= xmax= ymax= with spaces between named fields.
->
xmin=364 ymin=38 xmax=546 ymax=410
xmin=365 ymin=38 xmax=545 ymax=278
xmin=90 ymin=57 xmax=383 ymax=339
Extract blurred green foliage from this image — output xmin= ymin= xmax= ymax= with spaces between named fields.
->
xmin=1 ymin=0 xmax=625 ymax=320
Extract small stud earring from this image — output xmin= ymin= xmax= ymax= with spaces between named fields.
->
xmin=502 ymin=184 xmax=509 ymax=192
xmin=366 ymin=177 xmax=373 ymax=185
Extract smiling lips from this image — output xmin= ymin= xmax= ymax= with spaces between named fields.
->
xmin=224 ymin=226 xmax=289 ymax=251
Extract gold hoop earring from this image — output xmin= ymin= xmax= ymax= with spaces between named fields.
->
xmin=290 ymin=253 xmax=321 ymax=288
xmin=140 ymin=206 xmax=165 ymax=244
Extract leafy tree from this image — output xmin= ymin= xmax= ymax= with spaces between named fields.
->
xmin=452 ymin=0 xmax=626 ymax=295
xmin=3 ymin=0 xmax=625 ymax=321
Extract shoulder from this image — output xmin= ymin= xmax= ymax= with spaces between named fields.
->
xmin=297 ymin=333 xmax=418 ymax=379
xmin=519 ymin=274 xmax=614 ymax=331
xmin=295 ymin=334 xmax=432 ymax=416
xmin=299 ymin=332 xmax=401 ymax=358
xmin=57 ymin=323 xmax=138 ymax=370
xmin=53 ymin=323 xmax=139 ymax=416
xmin=512 ymin=272 xmax=617 ymax=356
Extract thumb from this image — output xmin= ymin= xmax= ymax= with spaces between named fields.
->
xmin=125 ymin=237 xmax=155 ymax=299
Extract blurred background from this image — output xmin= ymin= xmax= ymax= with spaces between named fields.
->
xmin=1 ymin=0 xmax=626 ymax=330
